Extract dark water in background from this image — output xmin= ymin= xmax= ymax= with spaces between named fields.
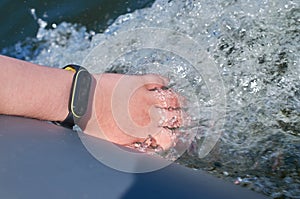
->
xmin=0 ymin=0 xmax=154 ymax=50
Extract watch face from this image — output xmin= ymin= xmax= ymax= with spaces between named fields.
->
xmin=71 ymin=69 xmax=91 ymax=118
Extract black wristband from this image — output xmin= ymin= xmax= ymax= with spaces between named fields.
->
xmin=57 ymin=64 xmax=92 ymax=129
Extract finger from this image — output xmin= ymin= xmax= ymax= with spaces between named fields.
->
xmin=152 ymin=128 xmax=175 ymax=150
xmin=151 ymin=88 xmax=182 ymax=109
xmin=158 ymin=108 xmax=183 ymax=128
xmin=141 ymin=74 xmax=169 ymax=90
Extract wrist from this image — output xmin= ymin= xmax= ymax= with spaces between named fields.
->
xmin=27 ymin=67 xmax=74 ymax=122
xmin=57 ymin=65 xmax=93 ymax=128
xmin=51 ymin=69 xmax=74 ymax=121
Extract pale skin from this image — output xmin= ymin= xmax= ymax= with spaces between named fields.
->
xmin=0 ymin=55 xmax=183 ymax=150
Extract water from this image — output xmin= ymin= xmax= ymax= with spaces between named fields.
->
xmin=2 ymin=0 xmax=300 ymax=198
xmin=0 ymin=0 xmax=155 ymax=50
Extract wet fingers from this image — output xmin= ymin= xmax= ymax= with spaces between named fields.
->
xmin=158 ymin=108 xmax=183 ymax=128
xmin=152 ymin=88 xmax=183 ymax=109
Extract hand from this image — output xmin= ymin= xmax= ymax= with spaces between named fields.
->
xmin=78 ymin=73 xmax=183 ymax=150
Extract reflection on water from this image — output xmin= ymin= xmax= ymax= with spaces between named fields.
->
xmin=2 ymin=0 xmax=300 ymax=198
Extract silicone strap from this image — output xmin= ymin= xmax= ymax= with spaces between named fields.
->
xmin=57 ymin=65 xmax=91 ymax=129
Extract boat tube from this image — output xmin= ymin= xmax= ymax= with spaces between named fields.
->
xmin=0 ymin=115 xmax=269 ymax=199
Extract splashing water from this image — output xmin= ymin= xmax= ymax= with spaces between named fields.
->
xmin=107 ymin=48 xmax=208 ymax=161
xmin=3 ymin=0 xmax=300 ymax=198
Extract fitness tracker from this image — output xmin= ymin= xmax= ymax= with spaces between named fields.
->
xmin=58 ymin=64 xmax=92 ymax=128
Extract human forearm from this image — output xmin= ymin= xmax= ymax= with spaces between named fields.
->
xmin=0 ymin=55 xmax=183 ymax=150
xmin=0 ymin=55 xmax=73 ymax=121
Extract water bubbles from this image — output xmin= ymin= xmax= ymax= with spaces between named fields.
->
xmin=30 ymin=8 xmax=37 ymax=20
xmin=37 ymin=18 xmax=47 ymax=29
